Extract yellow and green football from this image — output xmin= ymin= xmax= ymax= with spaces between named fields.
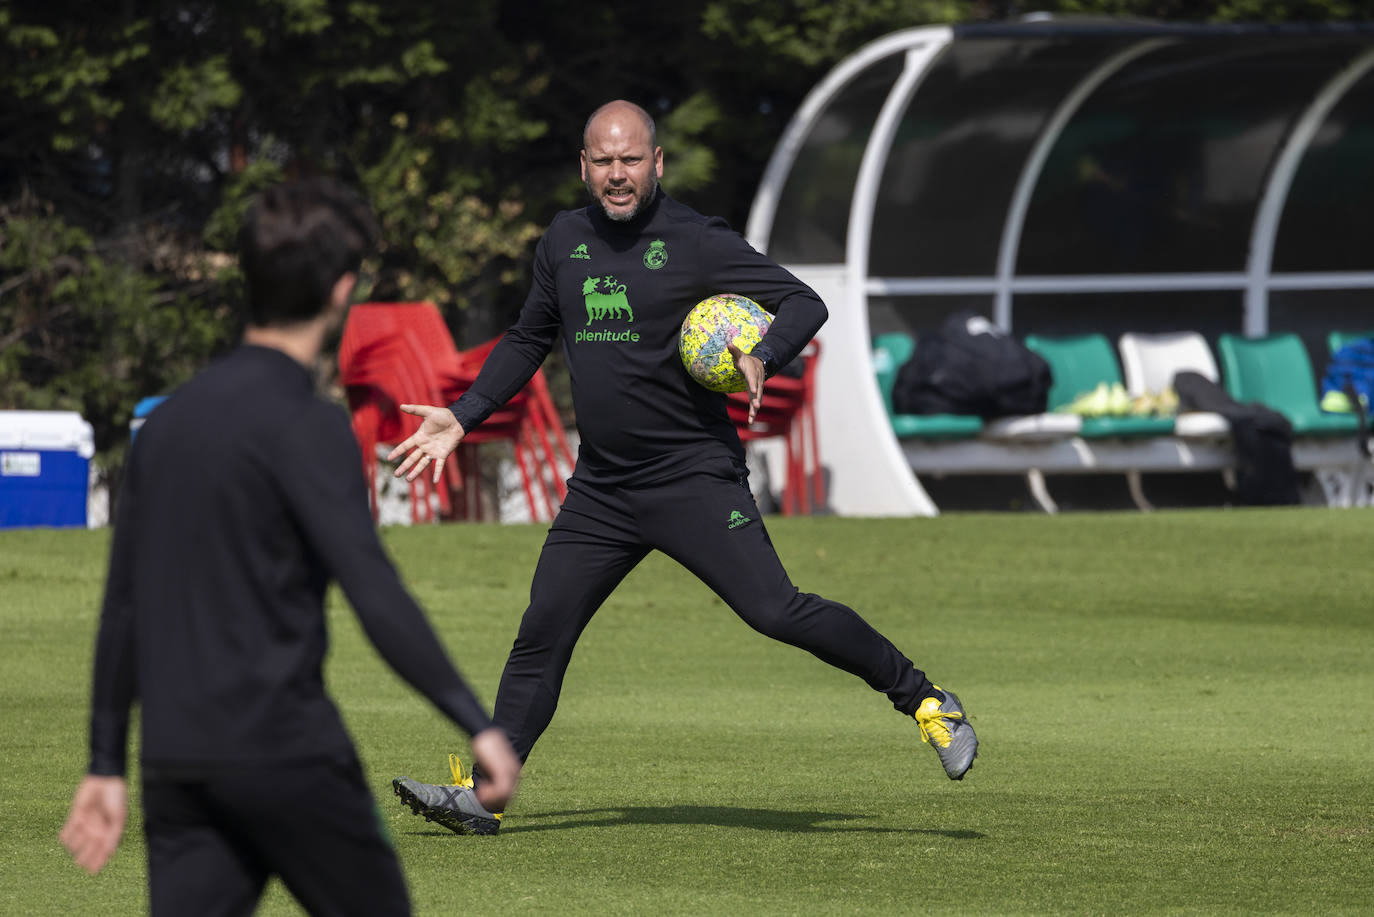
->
xmin=679 ymin=294 xmax=774 ymax=393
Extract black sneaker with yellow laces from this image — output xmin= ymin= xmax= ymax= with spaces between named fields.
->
xmin=393 ymin=754 xmax=502 ymax=836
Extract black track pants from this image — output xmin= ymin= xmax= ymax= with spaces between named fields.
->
xmin=490 ymin=456 xmax=930 ymax=763
xmin=142 ymin=752 xmax=410 ymax=917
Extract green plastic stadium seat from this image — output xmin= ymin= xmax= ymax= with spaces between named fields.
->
xmin=871 ymin=332 xmax=983 ymax=439
xmin=872 ymin=332 xmax=915 ymax=416
xmin=1327 ymin=330 xmax=1374 ymax=355
xmin=889 ymin=413 xmax=985 ymax=439
xmin=1217 ymin=333 xmax=1359 ymax=436
xmin=1073 ymin=414 xmax=1176 ymax=438
xmin=1023 ymin=333 xmax=1175 ymax=438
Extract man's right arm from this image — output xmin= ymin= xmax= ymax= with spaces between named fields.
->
xmin=391 ymin=232 xmax=564 ymax=483
xmin=447 ymin=232 xmax=564 ymax=432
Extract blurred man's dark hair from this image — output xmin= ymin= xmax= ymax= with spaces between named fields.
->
xmin=238 ymin=178 xmax=378 ymax=326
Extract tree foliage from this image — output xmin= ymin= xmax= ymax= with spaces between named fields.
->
xmin=1 ymin=0 xmax=1366 ymax=480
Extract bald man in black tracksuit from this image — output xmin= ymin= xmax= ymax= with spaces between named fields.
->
xmin=390 ymin=102 xmax=977 ymax=837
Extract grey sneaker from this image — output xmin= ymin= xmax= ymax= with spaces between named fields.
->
xmin=913 ymin=686 xmax=978 ymax=780
xmin=392 ymin=775 xmax=502 ymax=836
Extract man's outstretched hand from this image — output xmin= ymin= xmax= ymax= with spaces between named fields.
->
xmin=388 ymin=404 xmax=467 ymax=484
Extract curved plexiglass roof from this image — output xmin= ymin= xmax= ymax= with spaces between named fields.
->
xmin=749 ymin=21 xmax=1374 ymax=349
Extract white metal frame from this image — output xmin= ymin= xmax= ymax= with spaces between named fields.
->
xmin=1244 ymin=45 xmax=1374 ymax=335
xmin=745 ymin=26 xmax=955 ymax=253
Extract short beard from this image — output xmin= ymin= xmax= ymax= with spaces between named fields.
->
xmin=587 ymin=177 xmax=657 ymax=223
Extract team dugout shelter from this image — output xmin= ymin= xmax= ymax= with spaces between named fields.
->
xmin=745 ymin=19 xmax=1374 ymax=516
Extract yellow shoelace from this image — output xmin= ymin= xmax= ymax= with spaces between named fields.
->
xmin=448 ymin=752 xmax=502 ymax=820
xmin=449 ymin=752 xmax=475 ymax=788
xmin=914 ymin=698 xmax=963 ymax=748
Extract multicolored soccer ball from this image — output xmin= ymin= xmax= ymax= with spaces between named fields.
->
xmin=679 ymin=294 xmax=775 ymax=393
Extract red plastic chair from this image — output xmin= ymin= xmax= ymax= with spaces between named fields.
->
xmin=435 ymin=335 xmax=571 ymax=522
xmin=338 ymin=303 xmax=574 ymax=523
xmin=338 ymin=331 xmax=455 ymax=523
xmin=726 ymin=341 xmax=824 ymax=515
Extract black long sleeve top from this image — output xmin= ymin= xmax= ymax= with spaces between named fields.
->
xmin=449 ymin=189 xmax=827 ymax=486
xmin=87 ymin=345 xmax=492 ymax=777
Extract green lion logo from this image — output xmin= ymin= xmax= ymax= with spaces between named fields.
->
xmin=570 ymin=243 xmax=591 ymax=260
xmin=643 ymin=239 xmax=667 ymax=270
xmin=726 ymin=510 xmax=752 ymax=530
xmin=582 ymin=275 xmax=634 ymax=325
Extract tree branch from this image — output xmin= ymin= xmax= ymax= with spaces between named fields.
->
xmin=0 ymin=302 xmax=76 ymax=355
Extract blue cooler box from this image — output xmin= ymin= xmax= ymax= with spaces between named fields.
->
xmin=0 ymin=411 xmax=95 ymax=528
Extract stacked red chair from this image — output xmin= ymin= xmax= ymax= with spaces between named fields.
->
xmin=725 ymin=341 xmax=824 ymax=515
xmin=337 ymin=302 xmax=575 ymax=523
xmin=337 ymin=325 xmax=452 ymax=524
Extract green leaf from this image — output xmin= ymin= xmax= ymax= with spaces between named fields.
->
xmin=149 ymin=56 xmax=243 ymax=132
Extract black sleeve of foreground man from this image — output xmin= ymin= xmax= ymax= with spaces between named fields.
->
xmin=282 ymin=406 xmax=494 ymax=737
xmin=86 ymin=448 xmax=142 ymax=777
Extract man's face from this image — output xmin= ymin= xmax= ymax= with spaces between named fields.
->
xmin=581 ymin=111 xmax=663 ymax=222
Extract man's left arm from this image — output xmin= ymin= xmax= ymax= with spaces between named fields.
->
xmin=62 ymin=456 xmax=141 ymax=874
xmin=284 ymin=406 xmax=496 ymax=739
xmin=701 ymin=219 xmax=828 ymax=418
xmin=86 ymin=489 xmax=139 ymax=779
xmin=699 ymin=219 xmax=826 ymax=372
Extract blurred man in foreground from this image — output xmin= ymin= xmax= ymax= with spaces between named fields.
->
xmin=60 ymin=178 xmax=519 ymax=915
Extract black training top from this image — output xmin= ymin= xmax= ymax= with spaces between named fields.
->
xmin=449 ymin=189 xmax=827 ymax=486
xmin=87 ymin=345 xmax=492 ymax=777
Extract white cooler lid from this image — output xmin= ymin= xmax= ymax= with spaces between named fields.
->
xmin=0 ymin=411 xmax=96 ymax=458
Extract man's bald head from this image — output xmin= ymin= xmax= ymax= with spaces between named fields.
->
xmin=583 ymin=100 xmax=656 ymax=150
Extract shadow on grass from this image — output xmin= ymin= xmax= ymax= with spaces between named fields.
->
xmin=404 ymin=805 xmax=983 ymax=838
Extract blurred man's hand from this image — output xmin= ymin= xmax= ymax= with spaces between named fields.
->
xmin=469 ymin=728 xmax=521 ymax=812
xmin=60 ymin=775 xmax=128 ymax=875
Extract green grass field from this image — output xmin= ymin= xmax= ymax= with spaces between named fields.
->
xmin=3 ymin=509 xmax=1372 ymax=915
